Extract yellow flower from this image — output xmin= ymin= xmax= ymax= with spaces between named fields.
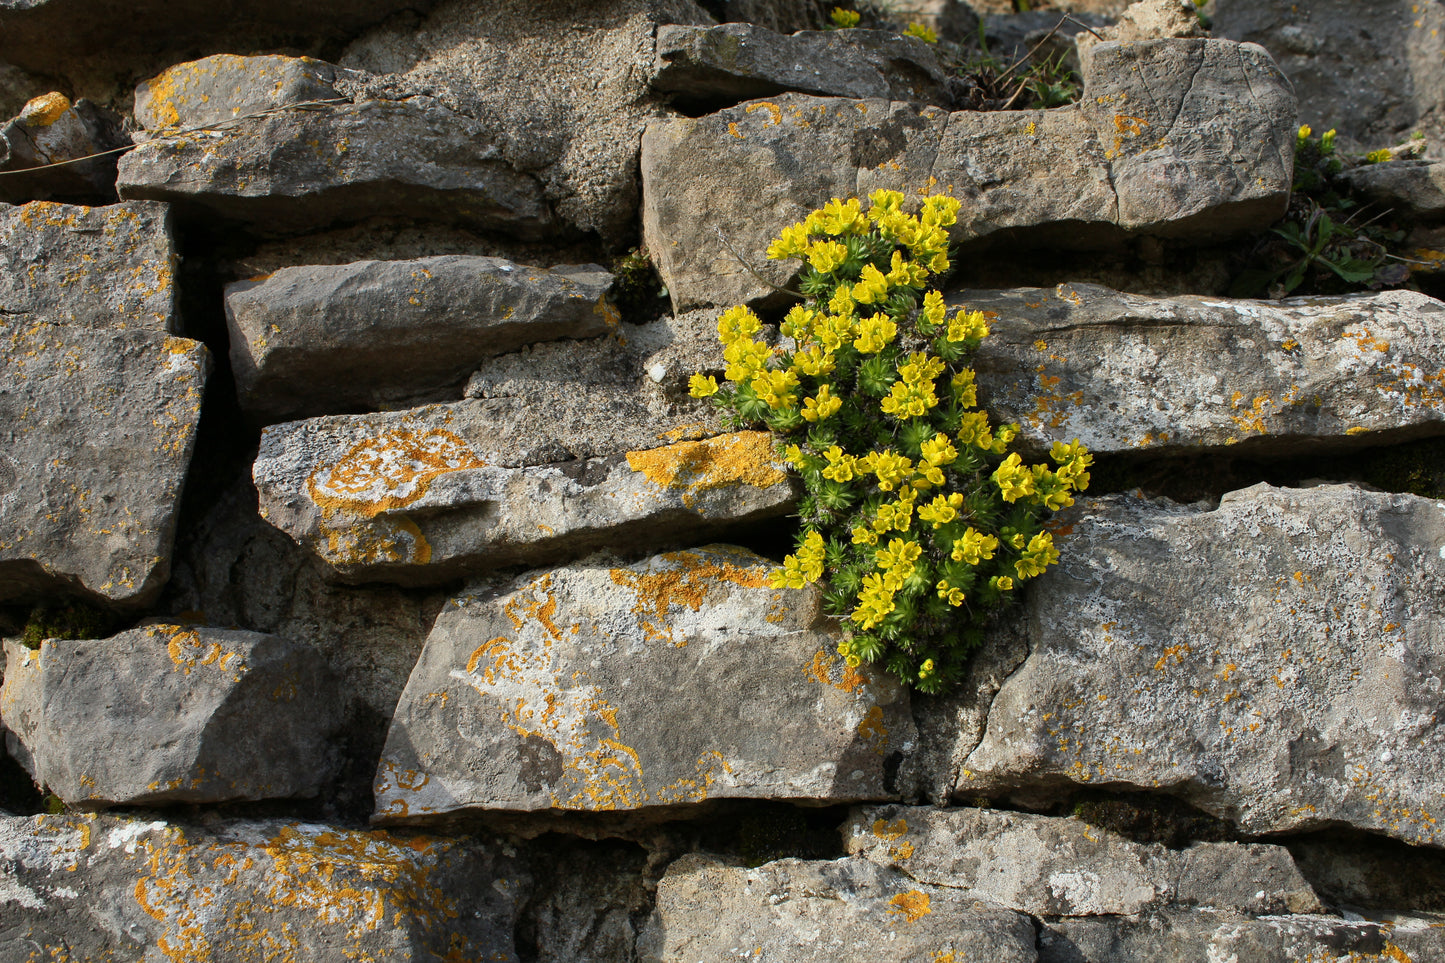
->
xmin=809 ymin=198 xmax=867 ymax=236
xmin=852 ymin=263 xmax=891 ymax=304
xmin=936 ymin=581 xmax=965 ymax=606
xmin=920 ymin=433 xmax=957 ymax=467
xmin=751 ymin=368 xmax=800 ymax=410
xmin=766 ymin=222 xmax=812 ymax=261
xmin=723 ymin=338 xmax=771 ymax=383
xmin=867 ymin=189 xmax=905 ymax=218
xmin=1015 ymin=531 xmax=1060 ymax=580
xmin=993 ymin=453 xmax=1035 ymax=502
xmin=854 ymin=314 xmax=897 ymax=353
xmin=688 ymin=374 xmax=718 ymax=397
xmin=951 ymin=527 xmax=998 ymax=565
xmin=717 ymin=304 xmax=762 ymax=344
xmin=990 ymin=575 xmax=1015 ymax=592
xmin=951 ymin=369 xmax=978 ymax=408
xmin=801 ymin=384 xmax=843 ymax=421
xmin=903 ymin=22 xmax=937 ymax=42
xmin=946 ymin=308 xmax=989 ymax=342
xmin=885 ymin=249 xmax=928 ymax=288
xmin=807 ymin=239 xmax=850 ymax=274
xmin=868 ymin=449 xmax=912 ymax=491
xmin=828 ymin=284 xmax=856 ymax=317
xmin=956 ymin=411 xmax=994 ymax=450
xmin=792 ymin=344 xmax=836 ymax=377
xmin=852 ymin=525 xmax=878 ymax=546
xmin=921 ymin=194 xmax=960 ymax=228
xmin=780 ymin=304 xmax=818 ymax=342
xmin=921 ymin=289 xmax=946 ymax=327
xmin=917 ymin=493 xmax=963 ymax=529
xmin=821 ymin=446 xmax=856 ymax=482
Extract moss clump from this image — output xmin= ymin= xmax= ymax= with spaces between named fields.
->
xmin=21 ymin=600 xmax=117 ymax=650
xmin=608 ymin=246 xmax=666 ymax=322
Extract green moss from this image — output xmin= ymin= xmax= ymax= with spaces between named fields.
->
xmin=21 ymin=600 xmax=117 ymax=650
xmin=608 ymin=246 xmax=666 ymax=322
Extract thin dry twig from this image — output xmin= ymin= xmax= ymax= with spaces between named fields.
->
xmin=713 ymin=225 xmax=805 ymax=300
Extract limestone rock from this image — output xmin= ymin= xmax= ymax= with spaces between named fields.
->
xmin=0 ymin=200 xmax=177 ymax=332
xmin=1 ymin=625 xmax=343 ymax=807
xmin=224 ymin=256 xmax=615 ymax=420
xmin=0 ymin=813 xmax=528 ymax=960
xmin=1213 ymin=0 xmax=1445 ymax=146
xmin=643 ymin=37 xmax=1294 ymax=310
xmin=637 ymin=854 xmax=1038 ymax=963
xmin=0 ymin=93 xmax=124 ymax=203
xmin=960 ymin=285 xmax=1445 ymax=456
xmin=1076 ymin=0 xmax=1204 ymax=68
xmin=652 ymin=24 xmax=956 ymax=107
xmin=117 ymin=58 xmax=557 ymax=238
xmin=1342 ymin=160 xmax=1445 ymax=220
xmin=955 ymin=483 xmax=1445 ymax=848
xmin=0 ymin=320 xmax=208 ymax=606
xmin=254 ymin=409 xmax=791 ymax=584
xmin=845 ymin=805 xmax=1323 ymax=917
xmin=374 ymin=546 xmax=914 ymax=819
xmin=133 ymin=54 xmax=356 ymax=132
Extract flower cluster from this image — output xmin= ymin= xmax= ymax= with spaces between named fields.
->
xmin=692 ymin=191 xmax=1091 ymax=693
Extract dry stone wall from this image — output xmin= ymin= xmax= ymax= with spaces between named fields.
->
xmin=1 ymin=0 xmax=1445 ymax=960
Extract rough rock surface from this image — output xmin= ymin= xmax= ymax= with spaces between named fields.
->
xmin=1342 ymin=160 xmax=1445 ymax=220
xmin=652 ymin=24 xmax=955 ymax=107
xmin=133 ymin=54 xmax=356 ymax=131
xmin=961 ymin=285 xmax=1445 ymax=456
xmin=1 ymin=626 xmax=343 ymax=807
xmin=224 ymin=256 xmax=615 ymax=419
xmin=374 ymin=546 xmax=914 ymax=819
xmin=0 ymin=200 xmax=177 ymax=331
xmin=253 ymin=412 xmax=791 ymax=584
xmin=0 ymin=319 xmax=208 ymax=606
xmin=643 ymin=37 xmax=1295 ymax=309
xmin=117 ymin=85 xmax=559 ymax=238
xmin=0 ymin=93 xmax=123 ymax=203
xmin=845 ymin=805 xmax=1323 ymax=917
xmin=1213 ymin=0 xmax=1445 ymax=146
xmin=0 ymin=813 xmax=529 ymax=961
xmin=1076 ymin=0 xmax=1204 ymax=68
xmin=955 ymin=484 xmax=1445 ymax=848
xmin=637 ymin=854 xmax=1038 ymax=963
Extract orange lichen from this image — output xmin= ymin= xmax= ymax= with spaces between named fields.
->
xmin=888 ymin=889 xmax=932 ymax=923
xmin=857 ymin=706 xmax=889 ymax=754
xmin=872 ymin=818 xmax=907 ymax=841
xmin=21 ymin=92 xmax=72 ymax=128
xmin=625 ymin=431 xmax=785 ymax=508
xmin=152 ymin=625 xmax=246 ymax=681
xmin=307 ymin=428 xmax=485 ymax=518
xmin=804 ymin=648 xmax=868 ymax=693
xmin=608 ymin=549 xmax=770 ymax=646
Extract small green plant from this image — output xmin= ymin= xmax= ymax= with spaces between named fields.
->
xmin=955 ymin=24 xmax=1083 ymax=111
xmin=21 ymin=600 xmax=116 ymax=650
xmin=829 ymin=7 xmax=861 ymax=28
xmin=690 ymin=192 xmax=1091 ymax=693
xmin=1231 ymin=125 xmax=1410 ymax=298
xmin=902 ymin=22 xmax=938 ymax=43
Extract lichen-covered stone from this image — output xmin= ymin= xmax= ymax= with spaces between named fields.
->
xmin=0 ymin=93 xmax=123 ymax=203
xmin=225 ymin=256 xmax=615 ymax=420
xmin=642 ymin=37 xmax=1294 ymax=310
xmin=133 ymin=53 xmax=356 ymax=131
xmin=117 ymin=81 xmax=557 ymax=238
xmin=374 ymin=546 xmax=914 ymax=819
xmin=845 ymin=805 xmax=1322 ymax=917
xmin=0 ymin=320 xmax=208 ymax=606
xmin=0 ymin=200 xmax=176 ymax=332
xmin=637 ymin=854 xmax=1037 ymax=963
xmin=0 ymin=813 xmax=529 ymax=961
xmin=962 ymin=285 xmax=1445 ymax=456
xmin=652 ymin=24 xmax=956 ymax=106
xmin=1 ymin=626 xmax=343 ymax=807
xmin=955 ymin=483 xmax=1445 ymax=848
xmin=254 ymin=415 xmax=793 ymax=584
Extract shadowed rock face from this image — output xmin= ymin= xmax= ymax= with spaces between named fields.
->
xmin=961 ymin=285 xmax=1445 ymax=457
xmin=0 ymin=813 xmax=529 ymax=960
xmin=374 ymin=546 xmax=914 ymax=821
xmin=642 ymin=37 xmax=1296 ymax=310
xmin=1 ymin=626 xmax=343 ymax=808
xmin=953 ymin=483 xmax=1445 ymax=849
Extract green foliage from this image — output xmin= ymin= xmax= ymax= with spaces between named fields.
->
xmin=609 ymin=246 xmax=666 ymax=321
xmin=21 ymin=600 xmax=116 ymax=650
xmin=691 ymin=192 xmax=1091 ymax=693
xmin=954 ymin=25 xmax=1082 ymax=111
xmin=1231 ymin=125 xmax=1410 ymax=298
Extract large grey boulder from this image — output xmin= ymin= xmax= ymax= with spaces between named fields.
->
xmin=652 ymin=24 xmax=956 ymax=107
xmin=1342 ymin=160 xmax=1445 ymax=220
xmin=637 ymin=854 xmax=1038 ymax=963
xmin=133 ymin=54 xmax=356 ymax=131
xmin=1213 ymin=0 xmax=1445 ymax=146
xmin=0 ymin=93 xmax=123 ymax=203
xmin=0 ymin=813 xmax=528 ymax=960
xmin=117 ymin=56 xmax=558 ymax=238
xmin=954 ymin=483 xmax=1445 ymax=848
xmin=225 ymin=256 xmax=615 ymax=420
xmin=845 ymin=805 xmax=1322 ymax=917
xmin=0 ymin=200 xmax=177 ymax=332
xmin=961 ymin=285 xmax=1445 ymax=456
xmin=374 ymin=546 xmax=914 ymax=820
xmin=1 ymin=625 xmax=343 ymax=807
xmin=642 ymin=37 xmax=1295 ymax=310
xmin=254 ymin=416 xmax=791 ymax=584
xmin=0 ymin=320 xmax=208 ymax=606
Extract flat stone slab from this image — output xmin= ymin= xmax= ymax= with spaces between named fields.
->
xmin=0 ymin=320 xmax=208 ymax=606
xmin=133 ymin=53 xmax=355 ymax=131
xmin=845 ymin=805 xmax=1322 ymax=917
xmin=642 ymin=37 xmax=1294 ymax=310
xmin=956 ymin=483 xmax=1445 ymax=848
xmin=117 ymin=59 xmax=556 ymax=237
xmin=962 ymin=285 xmax=1445 ymax=456
xmin=254 ymin=413 xmax=792 ymax=584
xmin=0 ymin=200 xmax=176 ymax=332
xmin=652 ymin=23 xmax=955 ymax=107
xmin=374 ymin=545 xmax=914 ymax=819
xmin=225 ymin=256 xmax=615 ymax=420
xmin=637 ymin=854 xmax=1037 ymax=963
xmin=0 ymin=813 xmax=526 ymax=961
xmin=1342 ymin=160 xmax=1445 ymax=220
xmin=1 ymin=626 xmax=342 ymax=808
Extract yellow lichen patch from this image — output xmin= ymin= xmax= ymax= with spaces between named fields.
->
xmin=20 ymin=92 xmax=72 ymax=128
xmin=857 ymin=706 xmax=889 ymax=754
xmin=151 ymin=625 xmax=247 ymax=682
xmin=744 ymin=101 xmax=783 ymax=125
xmin=804 ymin=647 xmax=868 ymax=693
xmin=932 ymin=952 xmax=957 ymax=963
xmin=317 ymin=513 xmax=431 ymax=567
xmin=608 ymin=549 xmax=770 ymax=646
xmin=1153 ymin=643 xmax=1192 ymax=672
xmin=872 ymin=817 xmax=907 ymax=841
xmin=1228 ymin=394 xmax=1274 ymax=436
xmin=307 ymin=428 xmax=486 ymax=518
xmin=658 ymin=422 xmax=708 ymax=443
xmin=594 ymin=294 xmax=621 ymax=331
xmin=888 ymin=889 xmax=932 ymax=923
xmin=625 ymin=431 xmax=785 ymax=509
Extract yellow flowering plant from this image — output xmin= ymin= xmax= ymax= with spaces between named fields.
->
xmin=690 ymin=191 xmax=1092 ymax=694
